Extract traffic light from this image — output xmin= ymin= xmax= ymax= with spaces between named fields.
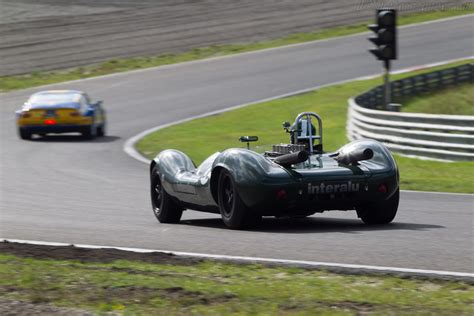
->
xmin=368 ymin=9 xmax=397 ymax=61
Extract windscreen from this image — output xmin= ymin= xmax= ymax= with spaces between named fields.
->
xmin=27 ymin=92 xmax=81 ymax=107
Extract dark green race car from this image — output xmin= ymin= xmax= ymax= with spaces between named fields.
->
xmin=150 ymin=112 xmax=399 ymax=229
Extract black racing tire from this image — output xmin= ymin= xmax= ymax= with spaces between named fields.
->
xmin=151 ymin=166 xmax=183 ymax=223
xmin=97 ymin=122 xmax=106 ymax=137
xmin=217 ymin=169 xmax=261 ymax=229
xmin=82 ymin=124 xmax=97 ymax=139
xmin=19 ymin=128 xmax=31 ymax=140
xmin=357 ymin=188 xmax=399 ymax=225
xmin=289 ymin=213 xmax=315 ymax=219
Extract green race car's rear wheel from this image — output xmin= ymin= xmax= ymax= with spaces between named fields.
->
xmin=18 ymin=128 xmax=31 ymax=140
xmin=357 ymin=188 xmax=399 ymax=225
xmin=151 ymin=166 xmax=182 ymax=223
xmin=218 ymin=169 xmax=261 ymax=229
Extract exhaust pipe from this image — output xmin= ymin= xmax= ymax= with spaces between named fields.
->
xmin=274 ymin=150 xmax=309 ymax=167
xmin=336 ymin=148 xmax=373 ymax=165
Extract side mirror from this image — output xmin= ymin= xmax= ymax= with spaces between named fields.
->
xmin=283 ymin=121 xmax=291 ymax=132
xmin=95 ymin=100 xmax=103 ymax=107
xmin=239 ymin=136 xmax=258 ymax=142
xmin=239 ymin=136 xmax=258 ymax=149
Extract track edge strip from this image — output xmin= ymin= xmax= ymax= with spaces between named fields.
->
xmin=1 ymin=238 xmax=472 ymax=281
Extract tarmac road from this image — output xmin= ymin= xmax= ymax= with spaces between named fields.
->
xmin=1 ymin=16 xmax=473 ymax=273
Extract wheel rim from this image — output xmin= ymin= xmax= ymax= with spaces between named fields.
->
xmin=221 ymin=174 xmax=234 ymax=216
xmin=152 ymin=178 xmax=162 ymax=215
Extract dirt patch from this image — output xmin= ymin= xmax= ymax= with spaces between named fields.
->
xmin=161 ymin=286 xmax=236 ymax=305
xmin=278 ymin=299 xmax=463 ymax=315
xmin=0 ymin=0 xmax=470 ymax=75
xmin=0 ymin=241 xmax=202 ymax=265
xmin=0 ymin=297 xmax=95 ymax=316
xmin=1 ymin=283 xmax=235 ymax=312
xmin=279 ymin=300 xmax=376 ymax=313
xmin=331 ymin=301 xmax=375 ymax=313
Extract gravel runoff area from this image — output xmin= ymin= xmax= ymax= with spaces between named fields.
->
xmin=0 ymin=0 xmax=471 ymax=75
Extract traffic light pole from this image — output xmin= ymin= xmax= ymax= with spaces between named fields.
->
xmin=383 ymin=60 xmax=391 ymax=110
xmin=367 ymin=9 xmax=397 ymax=110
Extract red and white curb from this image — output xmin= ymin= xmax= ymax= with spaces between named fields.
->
xmin=2 ymin=239 xmax=473 ymax=281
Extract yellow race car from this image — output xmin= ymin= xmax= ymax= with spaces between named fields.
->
xmin=16 ymin=90 xmax=106 ymax=140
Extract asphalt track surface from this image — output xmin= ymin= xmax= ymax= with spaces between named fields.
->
xmin=1 ymin=16 xmax=473 ymax=273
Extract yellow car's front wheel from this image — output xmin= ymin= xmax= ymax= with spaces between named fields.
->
xmin=18 ymin=128 xmax=32 ymax=140
xmin=97 ymin=121 xmax=106 ymax=137
xmin=81 ymin=124 xmax=97 ymax=139
xmin=82 ymin=121 xmax=106 ymax=139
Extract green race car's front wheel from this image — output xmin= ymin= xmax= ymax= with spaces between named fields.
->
xmin=151 ymin=166 xmax=183 ymax=223
xmin=217 ymin=169 xmax=261 ymax=229
xmin=357 ymin=188 xmax=399 ymax=225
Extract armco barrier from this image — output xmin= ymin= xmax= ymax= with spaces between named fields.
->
xmin=348 ymin=64 xmax=474 ymax=161
xmin=355 ymin=64 xmax=473 ymax=109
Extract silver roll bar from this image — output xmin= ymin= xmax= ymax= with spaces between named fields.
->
xmin=292 ymin=112 xmax=323 ymax=154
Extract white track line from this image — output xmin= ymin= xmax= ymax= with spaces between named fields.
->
xmin=123 ymin=77 xmax=364 ymax=164
xmin=2 ymin=239 xmax=473 ymax=279
xmin=123 ymin=56 xmax=474 ymax=165
xmin=5 ymin=19 xmax=471 ymax=277
xmin=402 ymin=190 xmax=473 ymax=196
xmin=122 ymin=57 xmax=474 ymax=275
xmin=124 ymin=56 xmax=474 ymax=200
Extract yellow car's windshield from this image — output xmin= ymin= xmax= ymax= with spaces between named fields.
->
xmin=28 ymin=92 xmax=81 ymax=107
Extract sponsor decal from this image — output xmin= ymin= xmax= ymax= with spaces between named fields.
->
xmin=308 ymin=181 xmax=360 ymax=195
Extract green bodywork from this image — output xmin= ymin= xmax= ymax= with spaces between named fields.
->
xmin=150 ymin=139 xmax=399 ymax=216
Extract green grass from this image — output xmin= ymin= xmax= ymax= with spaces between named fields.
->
xmin=399 ymin=83 xmax=474 ymax=115
xmin=0 ymin=253 xmax=472 ymax=315
xmin=1 ymin=7 xmax=473 ymax=91
xmin=136 ymin=59 xmax=474 ymax=194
